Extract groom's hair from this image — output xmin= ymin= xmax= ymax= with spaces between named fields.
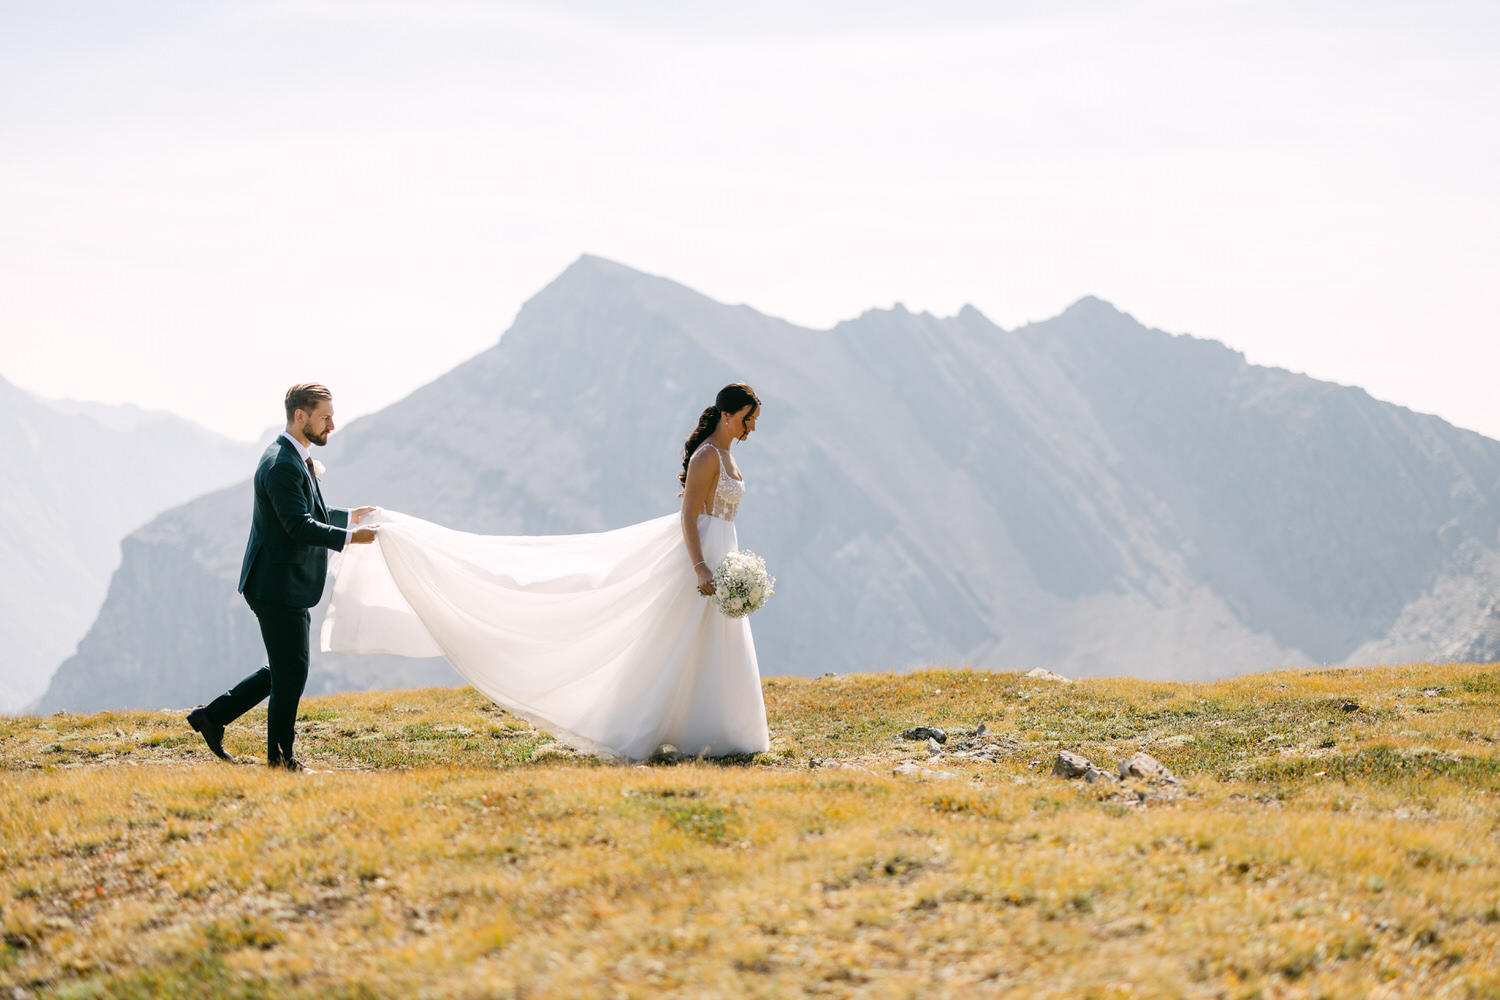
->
xmin=285 ymin=383 xmax=333 ymax=421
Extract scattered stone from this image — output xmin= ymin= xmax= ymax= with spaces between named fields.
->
xmin=819 ymin=672 xmax=839 ymax=679
xmin=893 ymin=761 xmax=957 ymax=781
xmin=649 ymin=744 xmax=685 ymax=764
xmin=1023 ymin=668 xmax=1072 ymax=683
xmin=901 ymin=726 xmax=948 ymax=744
xmin=975 ymin=724 xmax=988 ymax=737
xmin=1340 ymin=701 xmax=1361 ymax=713
xmin=1052 ymin=751 xmax=1092 ymax=778
xmin=1100 ymin=753 xmax=1185 ymax=805
xmin=925 ymin=738 xmax=944 ymax=757
xmin=1084 ymin=766 xmax=1117 ymax=784
xmin=1118 ymin=752 xmax=1178 ymax=784
xmin=809 ymin=759 xmax=875 ymax=775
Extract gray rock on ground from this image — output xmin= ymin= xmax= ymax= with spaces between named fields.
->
xmin=1054 ymin=750 xmax=1159 ymax=785
xmin=1024 ymin=668 xmax=1073 ymax=683
xmin=925 ymin=737 xmax=944 ymax=757
xmin=1052 ymin=751 xmax=1092 ymax=778
xmin=1118 ymin=751 xmax=1179 ymax=784
xmin=893 ymin=761 xmax=958 ymax=780
xmin=902 ymin=726 xmax=948 ymax=744
xmin=950 ymin=748 xmax=1004 ymax=763
xmin=809 ymin=758 xmax=875 ymax=775
xmin=649 ymin=743 xmax=685 ymax=764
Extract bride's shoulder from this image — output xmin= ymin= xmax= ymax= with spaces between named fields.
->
xmin=687 ymin=442 xmax=722 ymax=475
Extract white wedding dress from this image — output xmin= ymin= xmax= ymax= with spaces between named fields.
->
xmin=320 ymin=444 xmax=770 ymax=761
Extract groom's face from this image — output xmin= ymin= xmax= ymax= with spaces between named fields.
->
xmin=298 ymin=400 xmax=336 ymax=446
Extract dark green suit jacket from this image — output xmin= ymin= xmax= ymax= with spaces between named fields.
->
xmin=238 ymin=436 xmax=349 ymax=609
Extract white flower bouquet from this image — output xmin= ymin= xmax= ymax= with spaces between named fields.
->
xmin=707 ymin=550 xmax=775 ymax=618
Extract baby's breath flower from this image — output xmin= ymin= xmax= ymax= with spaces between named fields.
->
xmin=705 ymin=550 xmax=775 ymax=618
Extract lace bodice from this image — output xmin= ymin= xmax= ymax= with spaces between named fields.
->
xmin=697 ymin=443 xmax=745 ymax=522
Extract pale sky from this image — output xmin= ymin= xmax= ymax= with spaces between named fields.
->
xmin=2 ymin=1 xmax=1497 ymax=442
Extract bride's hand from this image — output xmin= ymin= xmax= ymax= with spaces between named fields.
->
xmin=696 ymin=565 xmax=716 ymax=596
xmin=350 ymin=506 xmax=377 ymax=525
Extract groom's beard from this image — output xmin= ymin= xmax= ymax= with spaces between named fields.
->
xmin=305 ymin=429 xmax=330 ymax=446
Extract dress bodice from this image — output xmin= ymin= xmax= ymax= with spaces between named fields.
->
xmin=697 ymin=443 xmax=745 ymax=522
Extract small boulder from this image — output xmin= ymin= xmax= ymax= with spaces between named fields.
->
xmin=1083 ymin=766 xmax=1117 ymax=784
xmin=975 ymin=723 xmax=989 ymax=738
xmin=893 ymin=761 xmax=957 ymax=781
xmin=1024 ymin=668 xmax=1072 ymax=683
xmin=925 ymin=737 xmax=944 ymax=757
xmin=902 ymin=726 xmax=948 ymax=744
xmin=1052 ymin=751 xmax=1092 ymax=778
xmin=649 ymin=743 xmax=685 ymax=764
xmin=1340 ymin=701 xmax=1360 ymax=713
xmin=1118 ymin=752 xmax=1177 ymax=783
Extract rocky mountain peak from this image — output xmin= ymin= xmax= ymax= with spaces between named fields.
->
xmin=33 ymin=259 xmax=1500 ymax=713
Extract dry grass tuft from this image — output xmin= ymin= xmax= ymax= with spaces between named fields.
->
xmin=3 ymin=663 xmax=1500 ymax=998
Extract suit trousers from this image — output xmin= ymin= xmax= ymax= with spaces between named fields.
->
xmin=206 ymin=596 xmax=311 ymax=764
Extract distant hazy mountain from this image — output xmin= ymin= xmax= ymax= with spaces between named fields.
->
xmin=0 ymin=377 xmax=260 ymax=711
xmin=36 ymin=256 xmax=1500 ymax=713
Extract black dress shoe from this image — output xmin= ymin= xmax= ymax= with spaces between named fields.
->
xmin=186 ymin=706 xmax=233 ymax=761
xmin=271 ymin=756 xmax=310 ymax=773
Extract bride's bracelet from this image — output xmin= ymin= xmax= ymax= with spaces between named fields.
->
xmin=694 ymin=561 xmax=708 ymax=570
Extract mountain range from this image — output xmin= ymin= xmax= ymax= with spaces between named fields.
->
xmin=35 ymin=256 xmax=1500 ymax=712
xmin=0 ymin=378 xmax=259 ymax=711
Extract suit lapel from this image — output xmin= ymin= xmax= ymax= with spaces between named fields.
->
xmin=309 ymin=468 xmax=328 ymax=518
xmin=278 ymin=436 xmax=327 ymax=518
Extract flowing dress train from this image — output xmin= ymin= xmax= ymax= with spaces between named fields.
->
xmin=320 ymin=458 xmax=769 ymax=760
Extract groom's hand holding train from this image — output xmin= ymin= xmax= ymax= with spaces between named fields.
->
xmin=187 ymin=382 xmax=377 ymax=771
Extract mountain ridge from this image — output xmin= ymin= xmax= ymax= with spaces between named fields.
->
xmin=35 ymin=256 xmax=1500 ymax=712
xmin=0 ymin=375 xmax=260 ymax=710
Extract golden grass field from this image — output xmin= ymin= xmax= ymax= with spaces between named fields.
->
xmin=3 ymin=663 xmax=1500 ymax=999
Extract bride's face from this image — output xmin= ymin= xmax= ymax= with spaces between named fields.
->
xmin=725 ymin=404 xmax=759 ymax=441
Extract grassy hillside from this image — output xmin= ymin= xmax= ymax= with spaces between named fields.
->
xmin=3 ymin=664 xmax=1500 ymax=998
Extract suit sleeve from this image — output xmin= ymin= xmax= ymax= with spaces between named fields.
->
xmin=266 ymin=462 xmax=348 ymax=551
xmin=328 ymin=508 xmax=350 ymax=530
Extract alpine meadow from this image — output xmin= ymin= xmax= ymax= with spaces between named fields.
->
xmin=5 ymin=664 xmax=1500 ymax=998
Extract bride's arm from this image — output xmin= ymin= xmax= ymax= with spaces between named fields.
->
xmin=680 ymin=448 xmax=719 ymax=595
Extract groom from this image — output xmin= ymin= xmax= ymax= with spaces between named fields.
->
xmin=188 ymin=383 xmax=377 ymax=771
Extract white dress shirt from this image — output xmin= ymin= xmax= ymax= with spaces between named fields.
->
xmin=280 ymin=431 xmax=352 ymax=544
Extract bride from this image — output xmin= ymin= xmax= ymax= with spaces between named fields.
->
xmin=321 ymin=383 xmax=771 ymax=761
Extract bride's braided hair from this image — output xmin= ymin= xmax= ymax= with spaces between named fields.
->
xmin=679 ymin=383 xmax=760 ymax=486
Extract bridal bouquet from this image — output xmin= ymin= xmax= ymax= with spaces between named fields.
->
xmin=708 ymin=550 xmax=775 ymax=618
